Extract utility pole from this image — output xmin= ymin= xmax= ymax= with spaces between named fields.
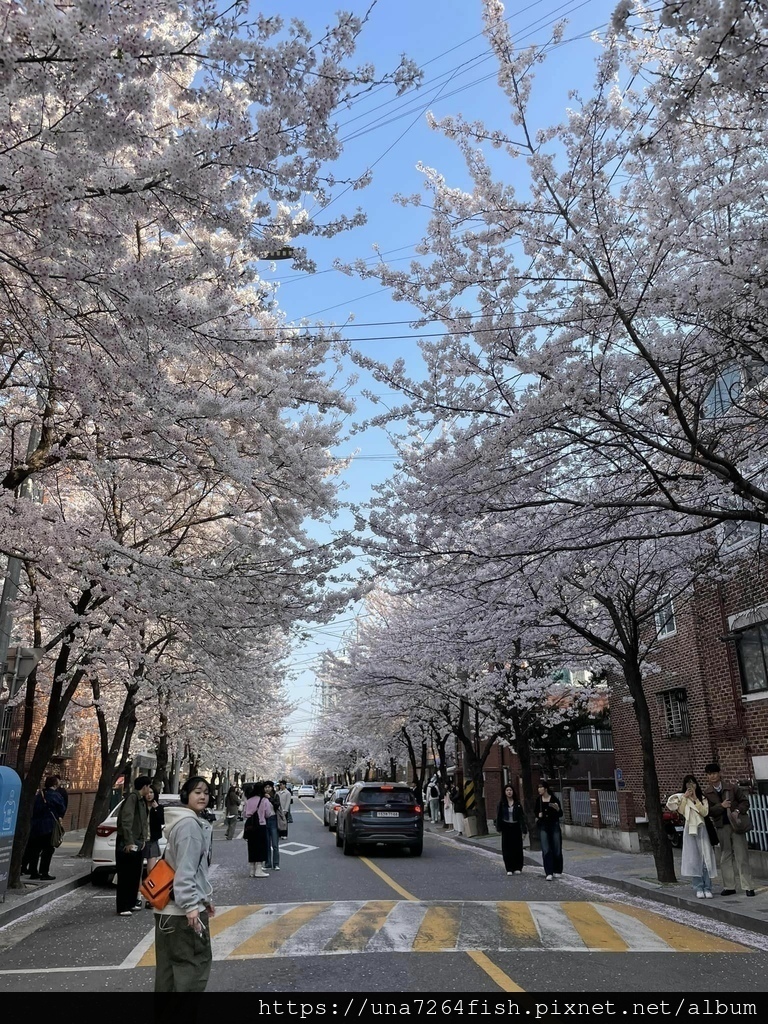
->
xmin=0 ymin=413 xmax=44 ymax=763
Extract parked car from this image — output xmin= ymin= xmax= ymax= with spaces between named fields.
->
xmin=297 ymin=783 xmax=316 ymax=798
xmin=323 ymin=785 xmax=336 ymax=803
xmin=323 ymin=787 xmax=349 ymax=830
xmin=335 ymin=782 xmax=423 ymax=856
xmin=91 ymin=793 xmax=182 ymax=883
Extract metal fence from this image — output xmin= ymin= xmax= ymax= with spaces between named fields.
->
xmin=597 ymin=790 xmax=620 ymax=827
xmin=569 ymin=789 xmax=592 ymax=826
xmin=750 ymin=793 xmax=768 ymax=852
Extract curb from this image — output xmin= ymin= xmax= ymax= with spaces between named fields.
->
xmin=0 ymin=870 xmax=93 ymax=928
xmin=587 ymin=875 xmax=768 ymax=936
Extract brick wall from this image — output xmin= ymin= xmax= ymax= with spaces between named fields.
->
xmin=610 ymin=564 xmax=768 ymax=815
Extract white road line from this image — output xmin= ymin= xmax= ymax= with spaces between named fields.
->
xmin=277 ymin=901 xmax=367 ymax=956
xmin=119 ymin=925 xmax=156 ymax=968
xmin=593 ymin=903 xmax=673 ymax=951
xmin=365 ymin=900 xmax=427 ymax=953
xmin=528 ymin=901 xmax=588 ymax=950
xmin=212 ymin=904 xmax=296 ymax=959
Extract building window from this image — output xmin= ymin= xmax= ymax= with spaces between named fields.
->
xmin=734 ymin=622 xmax=768 ymax=694
xmin=654 ymin=595 xmax=677 ymax=639
xmin=660 ymin=689 xmax=691 ymax=737
xmin=704 ymin=365 xmax=742 ymax=418
xmin=576 ymin=722 xmax=614 ymax=751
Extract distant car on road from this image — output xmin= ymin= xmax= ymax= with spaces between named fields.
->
xmin=324 ymin=787 xmax=349 ymax=831
xmin=336 ymin=782 xmax=423 ymax=857
xmin=297 ymin=784 xmax=316 ymax=798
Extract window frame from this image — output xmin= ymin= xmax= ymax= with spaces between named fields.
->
xmin=654 ymin=594 xmax=677 ymax=639
xmin=659 ymin=688 xmax=691 ymax=738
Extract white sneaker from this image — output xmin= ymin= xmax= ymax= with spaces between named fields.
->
xmin=704 ymin=892 xmax=714 ymax=899
xmin=254 ymin=868 xmax=268 ymax=877
xmin=546 ymin=874 xmax=554 ymax=880
xmin=696 ymin=891 xmax=705 ymax=898
xmin=274 ymin=866 xmax=280 ymax=871
xmin=507 ymin=871 xmax=513 ymax=875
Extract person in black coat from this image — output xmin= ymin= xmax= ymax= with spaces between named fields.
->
xmin=26 ymin=776 xmax=66 ymax=880
xmin=534 ymin=780 xmax=564 ymax=879
xmin=495 ymin=784 xmax=527 ymax=874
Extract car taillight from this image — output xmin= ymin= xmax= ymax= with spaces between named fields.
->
xmin=414 ymin=805 xmax=422 ymax=814
xmin=96 ymin=825 xmax=117 ymax=838
xmin=333 ymin=804 xmax=341 ymax=811
xmin=351 ymin=804 xmax=360 ymax=813
xmin=380 ymin=785 xmax=394 ymax=790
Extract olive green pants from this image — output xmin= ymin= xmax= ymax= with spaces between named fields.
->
xmin=154 ymin=910 xmax=212 ymax=992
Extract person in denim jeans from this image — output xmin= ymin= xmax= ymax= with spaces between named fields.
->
xmin=535 ymin=781 xmax=563 ymax=879
xmin=264 ymin=782 xmax=280 ymax=871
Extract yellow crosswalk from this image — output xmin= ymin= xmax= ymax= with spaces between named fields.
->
xmin=125 ymin=900 xmax=751 ymax=966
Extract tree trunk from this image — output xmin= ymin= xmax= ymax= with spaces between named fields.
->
xmin=78 ymin=681 xmax=138 ymax=860
xmin=455 ymin=701 xmax=495 ymax=836
xmin=513 ymin=713 xmax=540 ymax=851
xmin=624 ymin=662 xmax=676 ymax=883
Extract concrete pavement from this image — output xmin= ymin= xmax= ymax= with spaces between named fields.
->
xmin=0 ymin=827 xmax=93 ymax=927
xmin=426 ymin=819 xmax=768 ymax=936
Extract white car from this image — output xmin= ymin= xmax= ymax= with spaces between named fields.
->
xmin=297 ymin=784 xmax=316 ymax=798
xmin=91 ymin=793 xmax=180 ymax=883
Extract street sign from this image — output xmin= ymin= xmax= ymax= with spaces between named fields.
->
xmin=1 ymin=647 xmax=44 ymax=699
xmin=0 ymin=766 xmax=21 ymax=902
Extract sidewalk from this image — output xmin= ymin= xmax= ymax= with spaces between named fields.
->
xmin=427 ymin=820 xmax=768 ymax=936
xmin=0 ymin=828 xmax=92 ymax=928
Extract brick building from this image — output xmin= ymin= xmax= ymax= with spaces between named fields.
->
xmin=0 ymin=697 xmax=104 ymax=831
xmin=608 ymin=563 xmax=768 ymax=814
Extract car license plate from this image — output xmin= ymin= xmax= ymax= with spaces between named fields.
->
xmin=377 ymin=811 xmax=399 ymax=817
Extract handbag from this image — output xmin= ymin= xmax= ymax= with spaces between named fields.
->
xmin=139 ymin=857 xmax=175 ymax=910
xmin=50 ymin=813 xmax=65 ymax=848
xmin=727 ymin=807 xmax=752 ymax=834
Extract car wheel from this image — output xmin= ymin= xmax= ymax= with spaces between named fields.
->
xmin=336 ymin=827 xmax=343 ymax=848
xmin=343 ymin=831 xmax=356 ymax=856
xmin=410 ymin=839 xmax=423 ymax=857
xmin=330 ymin=824 xmax=336 ymax=833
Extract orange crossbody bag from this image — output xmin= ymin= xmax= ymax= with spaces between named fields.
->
xmin=139 ymin=858 xmax=175 ymax=910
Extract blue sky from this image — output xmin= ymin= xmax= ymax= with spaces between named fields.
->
xmin=256 ymin=0 xmax=614 ymax=744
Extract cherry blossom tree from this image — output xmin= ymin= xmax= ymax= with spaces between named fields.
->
xmin=344 ymin=0 xmax=768 ymax=548
xmin=1 ymin=1 xmax=422 ymax=885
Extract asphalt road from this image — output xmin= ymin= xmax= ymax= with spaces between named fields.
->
xmin=1 ymin=798 xmax=767 ymax=992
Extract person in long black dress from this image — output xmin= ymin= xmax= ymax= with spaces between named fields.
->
xmin=495 ymin=783 xmax=527 ymax=874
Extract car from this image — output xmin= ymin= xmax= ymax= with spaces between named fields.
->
xmin=323 ymin=787 xmax=349 ymax=830
xmin=91 ymin=792 xmax=181 ymax=883
xmin=335 ymin=782 xmax=423 ymax=857
xmin=323 ymin=785 xmax=336 ymax=803
xmin=297 ymin=784 xmax=316 ymax=798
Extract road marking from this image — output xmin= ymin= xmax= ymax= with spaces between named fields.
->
xmin=358 ymin=856 xmax=418 ymax=901
xmin=466 ymin=950 xmax=524 ymax=992
xmin=278 ymin=842 xmax=317 ymax=856
xmin=561 ymin=901 xmax=630 ymax=952
xmin=605 ymin=901 xmax=751 ymax=953
xmin=229 ymin=902 xmax=333 ymax=956
xmin=0 ymin=898 xmax=751 ymax=977
xmin=324 ymin=900 xmax=398 ymax=952
xmin=116 ymin=900 xmax=755 ymax=963
xmin=413 ymin=903 xmax=462 ymax=951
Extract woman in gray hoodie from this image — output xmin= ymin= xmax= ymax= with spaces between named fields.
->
xmin=154 ymin=775 xmax=215 ymax=993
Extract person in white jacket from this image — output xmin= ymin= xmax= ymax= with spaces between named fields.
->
xmin=154 ymin=776 xmax=215 ymax=992
xmin=667 ymin=774 xmax=717 ymax=899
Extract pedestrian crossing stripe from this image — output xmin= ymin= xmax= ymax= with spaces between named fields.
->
xmin=125 ymin=900 xmax=751 ymax=966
